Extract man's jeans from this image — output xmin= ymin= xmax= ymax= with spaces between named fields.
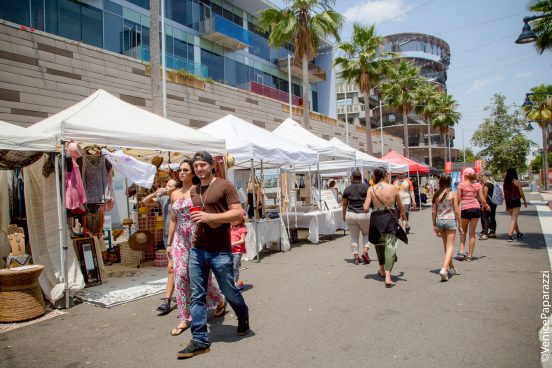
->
xmin=189 ymin=247 xmax=249 ymax=346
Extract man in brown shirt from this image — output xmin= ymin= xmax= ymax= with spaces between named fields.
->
xmin=177 ymin=151 xmax=250 ymax=359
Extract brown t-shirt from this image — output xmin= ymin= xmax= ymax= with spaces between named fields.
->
xmin=190 ymin=177 xmax=240 ymax=252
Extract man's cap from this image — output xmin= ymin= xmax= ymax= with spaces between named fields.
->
xmin=192 ymin=151 xmax=213 ymax=164
xmin=483 ymin=170 xmax=492 ymax=177
xmin=351 ymin=169 xmax=362 ymax=178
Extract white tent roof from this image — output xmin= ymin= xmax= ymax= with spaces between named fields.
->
xmin=28 ymin=89 xmax=226 ymax=155
xmin=0 ymin=120 xmax=57 ymax=151
xmin=329 ymin=137 xmax=408 ymax=172
xmin=199 ymin=114 xmax=318 ymax=165
xmin=273 ymin=118 xmax=356 ymax=160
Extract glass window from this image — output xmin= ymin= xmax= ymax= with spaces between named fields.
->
xmin=58 ymin=0 xmax=81 ymax=42
xmin=165 ymin=0 xmax=186 ymax=26
xmin=31 ymin=0 xmax=45 ymax=30
xmin=212 ymin=3 xmax=221 ymax=15
xmin=224 ymin=57 xmax=235 ymax=86
xmin=44 ymin=0 xmax=57 ymax=33
xmin=125 ymin=0 xmax=149 ymax=10
xmin=103 ymin=0 xmax=122 ymax=15
xmin=0 ymin=0 xmax=30 ymax=26
xmin=82 ymin=5 xmax=102 ymax=48
xmin=201 ymin=48 xmax=223 ymax=81
xmin=174 ymin=38 xmax=190 ymax=59
xmin=312 ymin=90 xmax=318 ymax=112
xmin=104 ymin=11 xmax=124 ymax=53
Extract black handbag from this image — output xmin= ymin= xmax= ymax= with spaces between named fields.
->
xmin=372 ymin=188 xmax=408 ymax=244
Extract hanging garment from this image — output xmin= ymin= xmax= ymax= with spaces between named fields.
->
xmin=65 ymin=158 xmax=88 ymax=210
xmin=82 ymin=155 xmax=108 ymax=203
xmin=101 ymin=149 xmax=156 ymax=189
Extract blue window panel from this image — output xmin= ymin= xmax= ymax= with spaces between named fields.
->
xmin=31 ymin=0 xmax=45 ymax=30
xmin=103 ymin=0 xmax=122 ymax=15
xmin=104 ymin=11 xmax=124 ymax=53
xmin=201 ymin=48 xmax=223 ymax=81
xmin=58 ymin=0 xmax=81 ymax=42
xmin=45 ymin=0 xmax=58 ymax=33
xmin=212 ymin=14 xmax=252 ymax=47
xmin=82 ymin=5 xmax=103 ymax=48
xmin=0 ymin=0 xmax=30 ymax=26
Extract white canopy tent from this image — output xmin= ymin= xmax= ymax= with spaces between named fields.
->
xmin=199 ymin=114 xmax=318 ymax=166
xmin=0 ymin=120 xmax=57 ymax=151
xmin=273 ymin=118 xmax=356 ymax=161
xmin=329 ymin=138 xmax=408 ymax=172
xmin=24 ymin=89 xmax=227 ymax=307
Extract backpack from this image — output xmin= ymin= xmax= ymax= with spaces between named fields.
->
xmin=490 ymin=181 xmax=504 ymax=205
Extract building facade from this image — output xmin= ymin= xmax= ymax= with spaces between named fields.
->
xmin=336 ymin=32 xmax=458 ymax=167
xmin=0 ymin=0 xmax=336 ymax=117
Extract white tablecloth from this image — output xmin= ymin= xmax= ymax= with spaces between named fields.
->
xmin=244 ymin=218 xmax=290 ymax=261
xmin=282 ymin=208 xmax=347 ymax=243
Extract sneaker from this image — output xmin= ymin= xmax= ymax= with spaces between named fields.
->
xmin=517 ymin=233 xmax=525 ymax=239
xmin=156 ymin=298 xmax=171 ymax=314
xmin=449 ymin=266 xmax=457 ymax=276
xmin=455 ymin=251 xmax=466 ymax=260
xmin=361 ymin=253 xmax=371 ymax=264
xmin=507 ymin=235 xmax=514 ymax=242
xmin=488 ymin=233 xmax=496 ymax=238
xmin=406 ymin=226 xmax=411 ymax=234
xmin=176 ymin=340 xmax=210 ymax=359
xmin=439 ymin=268 xmax=449 ymax=281
xmin=479 ymin=234 xmax=488 ymax=240
xmin=237 ymin=318 xmax=250 ymax=336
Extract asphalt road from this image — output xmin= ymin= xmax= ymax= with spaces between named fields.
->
xmin=1 ymin=191 xmax=549 ymax=368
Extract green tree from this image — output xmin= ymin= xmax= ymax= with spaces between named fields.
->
xmin=527 ymin=0 xmax=552 ymax=53
xmin=457 ymin=147 xmax=477 ymax=163
xmin=432 ymin=92 xmax=462 ymax=164
xmin=380 ymin=60 xmax=421 ymax=158
xmin=524 ymin=84 xmax=552 ymax=188
xmin=258 ymin=0 xmax=344 ymax=129
xmin=471 ymin=93 xmax=531 ymax=175
xmin=150 ymin=0 xmax=162 ymax=115
xmin=531 ymin=152 xmax=552 ymax=172
xmin=413 ymin=81 xmax=440 ymax=166
xmin=333 ymin=23 xmax=393 ymax=154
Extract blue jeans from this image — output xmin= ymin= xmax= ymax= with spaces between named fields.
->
xmin=189 ymin=247 xmax=249 ymax=346
xmin=232 ymin=253 xmax=242 ymax=284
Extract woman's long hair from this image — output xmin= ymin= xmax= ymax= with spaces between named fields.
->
xmin=432 ymin=174 xmax=452 ymax=205
xmin=373 ymin=168 xmax=387 ymax=184
xmin=503 ymin=168 xmax=518 ymax=191
xmin=181 ymin=159 xmax=200 ymax=185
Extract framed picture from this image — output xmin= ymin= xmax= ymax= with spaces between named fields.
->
xmin=73 ymin=237 xmax=102 ymax=287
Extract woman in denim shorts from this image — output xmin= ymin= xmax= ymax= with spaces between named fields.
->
xmin=432 ymin=175 xmax=462 ymax=281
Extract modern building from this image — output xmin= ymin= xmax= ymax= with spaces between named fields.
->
xmin=0 ymin=0 xmax=336 ymax=117
xmin=336 ymin=32 xmax=458 ymax=167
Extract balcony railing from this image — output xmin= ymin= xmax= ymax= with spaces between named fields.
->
xmin=201 ymin=15 xmax=253 ymax=50
xmin=124 ymin=45 xmax=208 ymax=78
xmin=276 ymin=55 xmax=326 ymax=83
xmin=336 ymin=84 xmax=360 ymax=94
xmin=337 ymin=104 xmax=365 ymax=115
xmin=249 ymin=81 xmax=301 ymax=106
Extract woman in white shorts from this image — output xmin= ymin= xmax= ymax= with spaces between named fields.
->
xmin=432 ymin=175 xmax=463 ymax=281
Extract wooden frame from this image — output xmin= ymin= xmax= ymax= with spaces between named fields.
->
xmin=73 ymin=237 xmax=102 ymax=287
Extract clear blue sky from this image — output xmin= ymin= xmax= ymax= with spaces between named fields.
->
xmin=273 ymin=0 xmax=552 ymax=152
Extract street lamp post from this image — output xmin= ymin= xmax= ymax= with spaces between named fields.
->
xmin=515 ymin=14 xmax=552 ymax=44
xmin=523 ymin=92 xmax=551 ymax=190
xmin=369 ymin=98 xmax=387 ymax=157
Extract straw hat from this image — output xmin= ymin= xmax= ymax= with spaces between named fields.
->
xmin=122 ymin=218 xmax=134 ymax=226
xmin=128 ymin=230 xmax=154 ymax=251
xmin=151 ymin=156 xmax=163 ymax=168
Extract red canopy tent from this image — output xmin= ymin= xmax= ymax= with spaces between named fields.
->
xmin=382 ymin=150 xmax=430 ymax=208
xmin=381 ymin=150 xmax=430 ymax=174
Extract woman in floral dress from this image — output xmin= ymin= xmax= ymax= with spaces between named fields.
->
xmin=166 ymin=160 xmax=225 ymax=336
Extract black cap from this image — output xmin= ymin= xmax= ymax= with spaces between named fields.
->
xmin=192 ymin=151 xmax=213 ymax=164
xmin=351 ymin=169 xmax=362 ymax=179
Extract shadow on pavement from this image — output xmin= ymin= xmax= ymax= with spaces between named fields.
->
xmin=208 ymin=322 xmax=255 ymax=343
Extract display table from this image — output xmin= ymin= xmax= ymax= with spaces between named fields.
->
xmin=0 ymin=265 xmax=47 ymax=322
xmin=282 ymin=208 xmax=347 ymax=244
xmin=244 ymin=218 xmax=291 ymax=261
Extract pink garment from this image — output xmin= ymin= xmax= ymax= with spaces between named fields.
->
xmin=231 ymin=225 xmax=247 ymax=254
xmin=65 ymin=158 xmax=87 ymax=210
xmin=171 ymin=197 xmax=223 ymax=323
xmin=458 ymin=181 xmax=481 ymax=210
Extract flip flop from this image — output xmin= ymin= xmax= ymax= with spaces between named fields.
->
xmin=377 ymin=270 xmax=385 ymax=278
xmin=171 ymin=324 xmax=189 ymax=336
xmin=214 ymin=299 xmax=227 ymax=317
xmin=385 ymin=282 xmax=396 ymax=288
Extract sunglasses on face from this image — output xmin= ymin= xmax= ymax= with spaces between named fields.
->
xmin=179 ymin=168 xmax=191 ymax=173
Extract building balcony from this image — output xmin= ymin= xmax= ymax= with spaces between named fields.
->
xmin=200 ymin=15 xmax=253 ymax=50
xmin=277 ymin=56 xmax=326 ymax=83
xmin=337 ymin=104 xmax=365 ymax=115
xmin=124 ymin=45 xmax=208 ymax=78
xmin=249 ymin=81 xmax=301 ymax=106
xmin=336 ymin=84 xmax=360 ymax=94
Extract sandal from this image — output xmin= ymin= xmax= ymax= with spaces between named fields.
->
xmin=214 ymin=299 xmax=227 ymax=317
xmin=385 ymin=282 xmax=396 ymax=288
xmin=171 ymin=323 xmax=189 ymax=336
xmin=377 ymin=270 xmax=385 ymax=278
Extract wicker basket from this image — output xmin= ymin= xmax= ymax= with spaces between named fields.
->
xmin=0 ymin=265 xmax=47 ymax=322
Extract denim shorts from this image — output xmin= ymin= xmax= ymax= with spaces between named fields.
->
xmin=436 ymin=219 xmax=457 ymax=230
xmin=461 ymin=208 xmax=481 ymax=219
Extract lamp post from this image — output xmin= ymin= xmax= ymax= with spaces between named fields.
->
xmin=523 ymin=92 xmax=552 ymax=190
xmin=369 ymin=98 xmax=387 ymax=158
xmin=515 ymin=14 xmax=552 ymax=44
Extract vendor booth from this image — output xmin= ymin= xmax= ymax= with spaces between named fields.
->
xmin=200 ymin=114 xmax=319 ymax=260
xmin=11 ymin=89 xmax=227 ymax=309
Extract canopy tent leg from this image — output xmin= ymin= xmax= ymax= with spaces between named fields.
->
xmin=417 ymin=171 xmax=421 ymax=210
xmin=54 ymin=151 xmax=68 ymax=308
xmin=58 ymin=141 xmax=70 ymax=309
xmin=250 ymin=159 xmax=260 ymax=263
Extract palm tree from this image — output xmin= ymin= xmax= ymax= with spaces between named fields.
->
xmin=150 ymin=0 xmax=162 ymax=115
xmin=380 ymin=60 xmax=420 ymax=158
xmin=528 ymin=0 xmax=552 ymax=53
xmin=433 ymin=92 xmax=462 ymax=165
xmin=258 ymin=0 xmax=344 ymax=129
xmin=524 ymin=86 xmax=552 ymax=189
xmin=333 ymin=23 xmax=393 ymax=154
xmin=413 ymin=81 xmax=440 ymax=166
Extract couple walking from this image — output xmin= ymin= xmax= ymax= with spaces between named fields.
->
xmin=163 ymin=151 xmax=250 ymax=359
xmin=342 ymin=169 xmax=407 ymax=288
